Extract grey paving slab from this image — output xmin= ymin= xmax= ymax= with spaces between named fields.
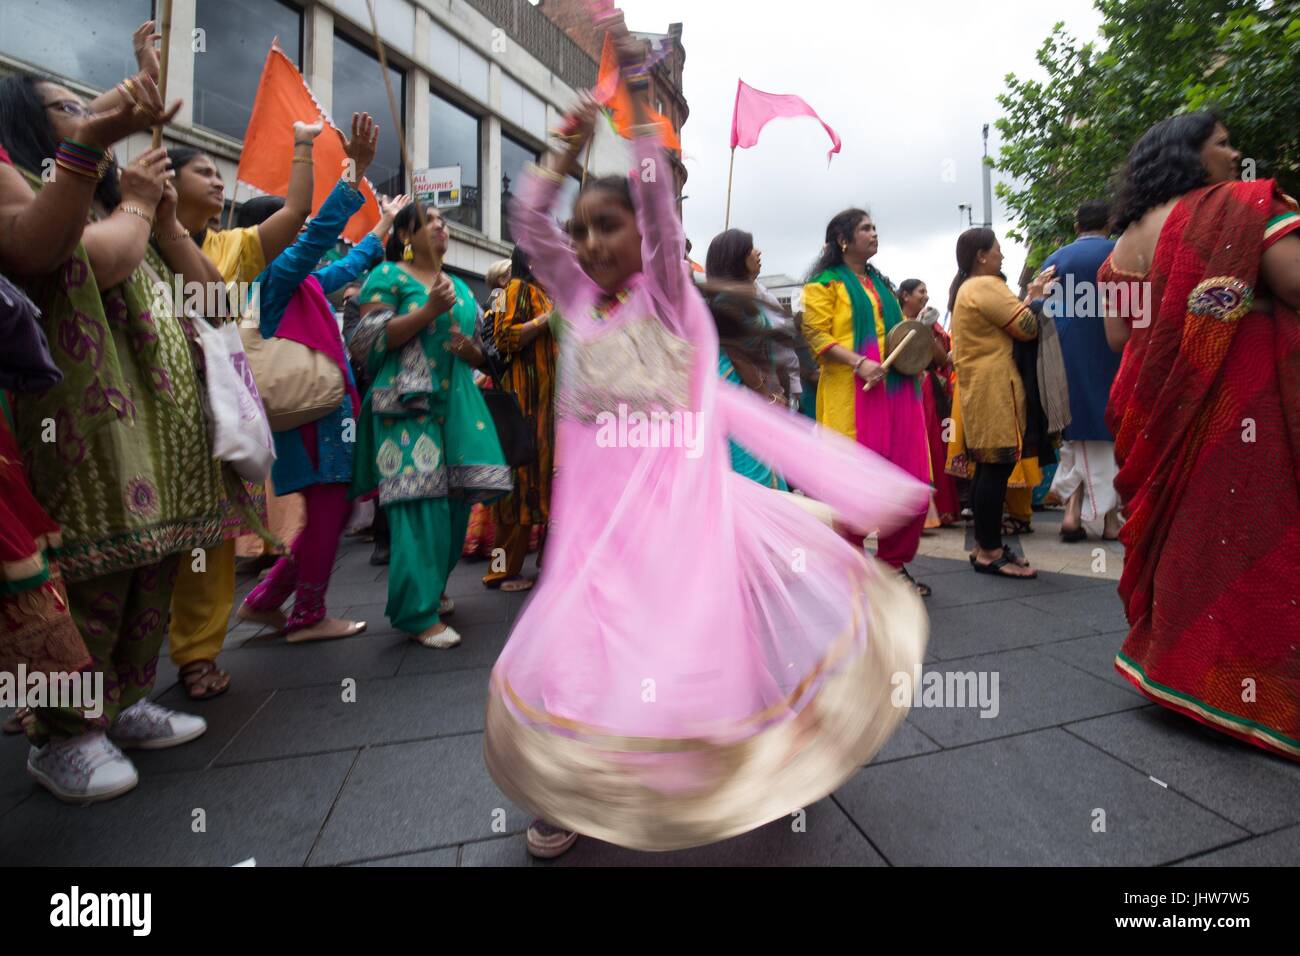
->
xmin=904 ymin=648 xmax=1145 ymax=748
xmin=1066 ymin=708 xmax=1300 ymax=834
xmin=906 ymin=554 xmax=972 ymax=576
xmin=925 ymin=599 xmax=1098 ymax=661
xmin=1177 ymin=825 xmax=1300 ymax=866
xmin=0 ymin=751 xmax=355 ymax=866
xmin=868 ymin=717 xmax=941 ymax=765
xmin=347 ymin=847 xmax=459 ymax=867
xmin=1018 ymin=585 xmax=1128 ymax=633
xmin=217 ymin=668 xmax=491 ymax=763
xmin=1035 ymin=631 xmax=1141 ymax=693
xmin=395 ymin=619 xmax=511 ymax=676
xmin=459 ymin=798 xmax=885 ymax=867
xmin=924 ymin=567 xmax=1111 ymax=611
xmin=209 ymin=632 xmax=410 ymax=692
xmin=0 ymin=727 xmax=33 ymax=818
xmin=835 ymin=729 xmax=1247 ymax=865
xmin=309 ymin=733 xmax=528 ymax=866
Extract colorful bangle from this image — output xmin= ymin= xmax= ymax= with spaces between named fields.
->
xmin=117 ymin=203 xmax=155 ymax=225
xmin=55 ymin=140 xmax=107 ymax=181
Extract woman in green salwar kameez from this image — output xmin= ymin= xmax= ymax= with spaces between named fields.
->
xmin=351 ymin=204 xmax=511 ymax=649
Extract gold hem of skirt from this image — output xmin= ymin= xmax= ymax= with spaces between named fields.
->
xmin=483 ymin=557 xmax=928 ymax=852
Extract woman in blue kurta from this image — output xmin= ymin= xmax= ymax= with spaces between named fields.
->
xmin=238 ymin=116 xmax=406 ymax=641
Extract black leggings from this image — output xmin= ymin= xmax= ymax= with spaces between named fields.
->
xmin=972 ymin=462 xmax=1015 ymax=551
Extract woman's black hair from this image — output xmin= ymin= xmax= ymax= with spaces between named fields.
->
xmin=166 ymin=146 xmax=204 ymax=174
xmin=0 ymin=73 xmax=120 ymax=210
xmin=704 ymin=228 xmax=755 ymax=282
xmin=383 ymin=201 xmax=425 ymax=261
xmin=509 ymin=243 xmax=536 ymax=285
xmin=234 ymin=195 xmax=284 ymax=229
xmin=947 ymin=227 xmax=997 ymax=313
xmin=897 ymin=278 xmax=924 ymax=304
xmin=1110 ymin=111 xmax=1222 ymax=233
xmin=806 ymin=208 xmax=870 ymax=281
xmin=576 ymin=174 xmax=634 ymax=214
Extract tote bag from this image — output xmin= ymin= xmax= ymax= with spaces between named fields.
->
xmin=238 ymin=317 xmax=344 ymax=431
xmin=192 ymin=318 xmax=275 ymax=482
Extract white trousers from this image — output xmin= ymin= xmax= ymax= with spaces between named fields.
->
xmin=1050 ymin=440 xmax=1121 ymax=536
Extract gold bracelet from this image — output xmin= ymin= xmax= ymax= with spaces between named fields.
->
xmin=292 ymin=156 xmax=314 ymax=165
xmin=155 ymin=228 xmax=192 ymax=242
xmin=54 ymin=158 xmax=101 ymax=181
xmin=117 ymin=203 xmax=155 ymax=225
xmin=528 ymin=162 xmax=563 ymax=184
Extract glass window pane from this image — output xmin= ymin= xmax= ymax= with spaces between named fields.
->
xmin=193 ymin=0 xmax=302 ymax=141
xmin=332 ymin=32 xmax=404 ymax=199
xmin=0 ymin=0 xmax=151 ymax=92
xmin=428 ymin=89 xmax=480 ymax=232
xmin=500 ymin=134 xmax=537 ymax=244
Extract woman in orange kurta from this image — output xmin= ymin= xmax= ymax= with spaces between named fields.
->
xmin=483 ymin=247 xmax=557 ymax=591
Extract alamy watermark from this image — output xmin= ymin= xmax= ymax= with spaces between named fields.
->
xmin=0 ymin=665 xmax=104 ymax=719
xmin=1043 ymin=274 xmax=1153 ymax=328
xmin=594 ymin=403 xmax=705 ymax=459
xmin=891 ymin=667 xmax=1000 ymax=718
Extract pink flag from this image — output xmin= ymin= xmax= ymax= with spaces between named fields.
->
xmin=730 ymin=79 xmax=842 ymax=162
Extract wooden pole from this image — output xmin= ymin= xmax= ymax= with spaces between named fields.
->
xmin=365 ymin=0 xmax=425 ymax=232
xmin=151 ymin=0 xmax=173 ymax=149
xmin=581 ymin=141 xmax=592 ymax=186
xmin=724 ymin=146 xmax=735 ymax=229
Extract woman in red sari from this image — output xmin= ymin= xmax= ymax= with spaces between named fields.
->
xmin=1103 ymin=112 xmax=1300 ymax=760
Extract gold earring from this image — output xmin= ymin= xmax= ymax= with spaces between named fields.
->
xmin=403 ymin=240 xmax=414 ymax=261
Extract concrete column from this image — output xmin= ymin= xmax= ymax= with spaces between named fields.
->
xmin=305 ymin=4 xmax=334 ymax=116
xmin=410 ymin=69 xmax=430 ymax=181
xmin=484 ymin=60 xmax=503 ymax=241
xmin=166 ymin=0 xmax=197 ymax=129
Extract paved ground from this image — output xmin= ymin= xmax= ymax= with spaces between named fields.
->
xmin=2 ymin=509 xmax=1297 ymax=866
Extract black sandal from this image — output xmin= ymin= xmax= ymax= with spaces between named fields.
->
xmin=1060 ymin=526 xmax=1087 ymax=542
xmin=1001 ymin=517 xmax=1034 ymax=536
xmin=972 ymin=553 xmax=1037 ymax=578
xmin=970 ymin=546 xmax=1029 ymax=568
xmin=899 ymin=567 xmax=931 ymax=598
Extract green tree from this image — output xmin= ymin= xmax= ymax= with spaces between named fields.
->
xmin=996 ymin=0 xmax=1300 ymax=268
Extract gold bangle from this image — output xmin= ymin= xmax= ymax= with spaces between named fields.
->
xmin=528 ymin=162 xmax=563 ymax=184
xmin=117 ymin=203 xmax=155 ymax=225
xmin=54 ymin=158 xmax=101 ymax=181
xmin=155 ymin=228 xmax=192 ymax=242
xmin=292 ymin=156 xmax=314 ymax=165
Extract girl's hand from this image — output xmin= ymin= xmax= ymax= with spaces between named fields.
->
xmin=380 ymin=193 xmax=412 ymax=220
xmin=342 ymin=112 xmax=379 ymax=182
xmin=854 ymin=357 xmax=885 ymax=388
xmin=292 ymin=118 xmax=325 ymax=144
xmin=78 ymin=72 xmax=180 ymax=149
xmin=446 ymin=329 xmax=474 ymax=357
xmin=118 ymin=148 xmax=171 ymax=209
xmin=133 ymin=20 xmax=161 ymax=81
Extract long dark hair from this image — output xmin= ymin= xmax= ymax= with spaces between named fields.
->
xmin=705 ymin=228 xmax=754 ymax=282
xmin=1110 ymin=111 xmax=1222 ymax=233
xmin=577 ymin=174 xmax=634 ymax=214
xmin=806 ymin=208 xmax=869 ymax=281
xmin=509 ymin=243 xmax=536 ymax=285
xmin=0 ymin=73 xmax=120 ymax=210
xmin=897 ymin=278 xmax=924 ymax=305
xmin=947 ymin=227 xmax=997 ymax=313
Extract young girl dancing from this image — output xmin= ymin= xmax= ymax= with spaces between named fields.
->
xmin=485 ymin=14 xmax=931 ymax=859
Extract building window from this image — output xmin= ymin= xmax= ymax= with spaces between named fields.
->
xmin=0 ymin=0 xmax=151 ymax=93
xmin=500 ymin=134 xmax=537 ymax=244
xmin=193 ymin=0 xmax=302 ymax=141
xmin=332 ymin=32 xmax=405 ymax=199
xmin=428 ymin=88 xmax=480 ymax=232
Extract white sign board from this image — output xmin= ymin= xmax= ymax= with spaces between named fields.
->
xmin=413 ymin=166 xmax=461 ymax=208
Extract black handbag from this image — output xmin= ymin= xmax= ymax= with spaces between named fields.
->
xmin=479 ymin=303 xmax=536 ymax=469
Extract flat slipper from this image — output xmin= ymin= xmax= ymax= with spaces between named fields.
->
xmin=973 ymin=554 xmax=1037 ymax=578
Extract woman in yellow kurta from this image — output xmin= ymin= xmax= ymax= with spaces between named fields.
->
xmin=163 ymin=130 xmax=321 ymax=698
xmin=945 ymin=228 xmax=1052 ymax=578
xmin=802 ymin=208 xmax=932 ymax=596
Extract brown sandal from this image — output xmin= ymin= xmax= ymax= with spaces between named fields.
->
xmin=179 ymin=660 xmax=231 ymax=700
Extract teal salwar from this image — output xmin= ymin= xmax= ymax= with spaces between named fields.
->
xmin=718 ymin=353 xmax=788 ymax=490
xmin=386 ymin=498 xmax=471 ymax=632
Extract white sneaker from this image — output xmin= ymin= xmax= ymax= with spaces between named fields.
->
xmin=109 ymin=699 xmax=207 ymax=750
xmin=27 ymin=732 xmax=139 ymax=804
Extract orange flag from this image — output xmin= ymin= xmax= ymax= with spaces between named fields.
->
xmin=594 ymin=34 xmax=681 ymax=152
xmin=236 ymin=43 xmax=380 ymax=244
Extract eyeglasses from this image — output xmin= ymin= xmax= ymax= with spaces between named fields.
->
xmin=44 ymin=99 xmax=92 ymax=119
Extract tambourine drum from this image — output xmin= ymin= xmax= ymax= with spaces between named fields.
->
xmin=883 ymin=319 xmax=933 ymax=376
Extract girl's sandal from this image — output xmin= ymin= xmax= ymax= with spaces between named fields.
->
xmin=179 ymin=660 xmax=232 ymax=700
xmin=499 ymin=578 xmax=535 ymax=593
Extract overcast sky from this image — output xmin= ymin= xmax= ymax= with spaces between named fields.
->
xmin=616 ymin=0 xmax=1106 ymax=306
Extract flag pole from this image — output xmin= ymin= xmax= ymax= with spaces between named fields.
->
xmin=151 ymin=0 xmax=174 ymax=149
xmin=724 ymin=146 xmax=735 ymax=230
xmin=364 ymin=0 xmax=425 ymax=232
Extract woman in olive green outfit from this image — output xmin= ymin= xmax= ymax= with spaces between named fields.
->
xmin=351 ymin=204 xmax=510 ymax=649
